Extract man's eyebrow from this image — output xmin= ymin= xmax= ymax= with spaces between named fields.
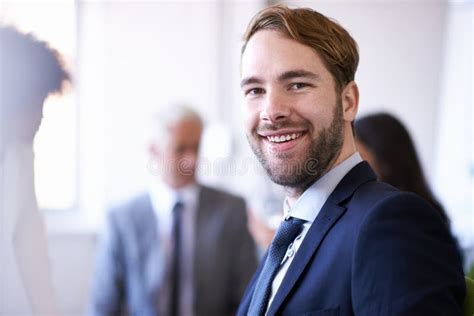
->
xmin=240 ymin=76 xmax=262 ymax=88
xmin=240 ymin=70 xmax=321 ymax=88
xmin=278 ymin=70 xmax=321 ymax=82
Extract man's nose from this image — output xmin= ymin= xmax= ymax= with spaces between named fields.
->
xmin=259 ymin=89 xmax=290 ymax=123
xmin=183 ymin=149 xmax=198 ymax=167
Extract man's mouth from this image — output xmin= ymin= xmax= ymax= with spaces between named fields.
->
xmin=256 ymin=130 xmax=307 ymax=154
xmin=266 ymin=132 xmax=303 ymax=143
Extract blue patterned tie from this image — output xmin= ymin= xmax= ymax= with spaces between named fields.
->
xmin=247 ymin=217 xmax=306 ymax=315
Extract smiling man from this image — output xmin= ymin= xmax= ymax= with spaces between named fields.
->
xmin=237 ymin=5 xmax=465 ymax=316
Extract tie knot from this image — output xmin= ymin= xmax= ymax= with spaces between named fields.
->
xmin=272 ymin=217 xmax=305 ymax=247
xmin=173 ymin=199 xmax=184 ymax=214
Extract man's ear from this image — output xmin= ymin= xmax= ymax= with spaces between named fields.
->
xmin=341 ymin=81 xmax=359 ymax=123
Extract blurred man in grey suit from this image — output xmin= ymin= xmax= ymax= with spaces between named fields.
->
xmin=89 ymin=105 xmax=257 ymax=316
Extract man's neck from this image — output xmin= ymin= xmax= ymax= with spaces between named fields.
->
xmin=284 ymin=148 xmax=357 ymax=208
xmin=162 ymin=176 xmax=197 ymax=191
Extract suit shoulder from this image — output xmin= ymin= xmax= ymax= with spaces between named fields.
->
xmin=353 ymin=181 xmax=446 ymax=229
xmin=351 ymin=180 xmax=399 ymax=206
xmin=200 ymin=185 xmax=246 ymax=205
xmin=350 ymin=183 xmax=465 ymax=314
xmin=352 ymin=181 xmax=416 ymax=212
xmin=106 ymin=193 xmax=151 ymax=224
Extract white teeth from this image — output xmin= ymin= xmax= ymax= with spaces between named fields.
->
xmin=266 ymin=132 xmax=302 ymax=143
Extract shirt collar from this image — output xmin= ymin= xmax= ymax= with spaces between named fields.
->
xmin=283 ymin=152 xmax=363 ymax=223
xmin=149 ymin=178 xmax=200 ymax=216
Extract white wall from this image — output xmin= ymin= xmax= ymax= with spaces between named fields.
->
xmin=433 ymin=1 xmax=473 ymax=244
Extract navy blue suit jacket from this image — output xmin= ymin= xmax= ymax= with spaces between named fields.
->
xmin=238 ymin=162 xmax=465 ymax=316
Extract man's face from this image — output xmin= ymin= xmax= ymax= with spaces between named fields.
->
xmin=151 ymin=119 xmax=202 ymax=188
xmin=241 ymin=30 xmax=345 ymax=191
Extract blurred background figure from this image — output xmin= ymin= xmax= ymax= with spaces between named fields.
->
xmin=0 ymin=25 xmax=70 ymax=315
xmin=247 ymin=190 xmax=283 ymax=255
xmin=355 ymin=112 xmax=473 ymax=271
xmin=247 ymin=208 xmax=278 ymax=256
xmin=355 ymin=112 xmax=449 ymax=224
xmin=89 ymin=105 xmax=257 ymax=316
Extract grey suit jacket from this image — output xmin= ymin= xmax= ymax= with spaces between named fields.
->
xmin=89 ymin=185 xmax=257 ymax=316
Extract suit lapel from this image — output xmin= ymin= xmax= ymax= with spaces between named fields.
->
xmin=133 ymin=194 xmax=161 ymax=297
xmin=193 ymin=186 xmax=213 ymax=299
xmin=237 ymin=252 xmax=268 ymax=315
xmin=133 ymin=194 xmax=158 ymax=263
xmin=267 ymin=162 xmax=377 ymax=314
xmin=267 ymin=202 xmax=346 ymax=314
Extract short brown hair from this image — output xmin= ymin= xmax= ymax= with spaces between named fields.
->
xmin=242 ymin=5 xmax=359 ymax=92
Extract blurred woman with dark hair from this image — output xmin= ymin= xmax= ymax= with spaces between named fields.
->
xmin=355 ymin=112 xmax=449 ymax=224
xmin=0 ymin=25 xmax=70 ymax=316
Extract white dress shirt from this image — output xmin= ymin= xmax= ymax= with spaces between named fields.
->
xmin=266 ymin=153 xmax=363 ymax=312
xmin=149 ymin=179 xmax=199 ymax=316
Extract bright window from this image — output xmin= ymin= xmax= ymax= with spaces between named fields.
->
xmin=0 ymin=0 xmax=77 ymax=210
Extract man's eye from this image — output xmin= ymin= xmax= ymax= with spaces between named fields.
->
xmin=246 ymin=88 xmax=265 ymax=96
xmin=290 ymin=83 xmax=308 ymax=90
